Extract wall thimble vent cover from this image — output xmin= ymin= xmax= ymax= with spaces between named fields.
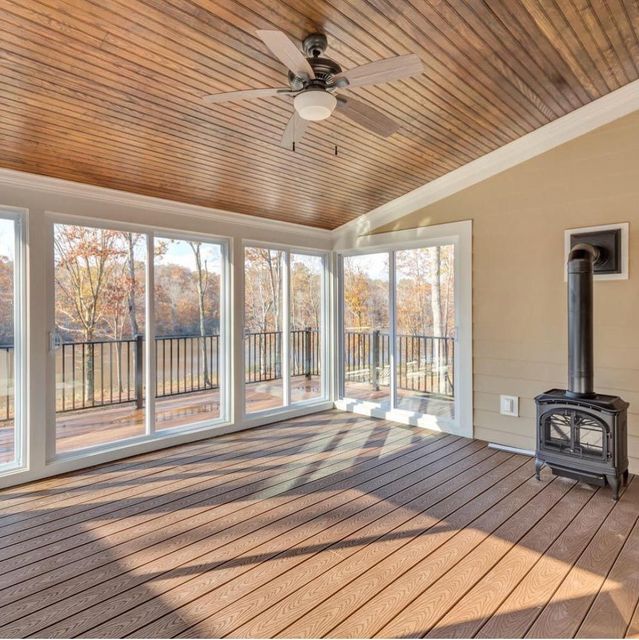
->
xmin=564 ymin=223 xmax=628 ymax=281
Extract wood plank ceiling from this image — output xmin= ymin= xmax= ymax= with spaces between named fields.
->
xmin=1 ymin=1 xmax=638 ymax=229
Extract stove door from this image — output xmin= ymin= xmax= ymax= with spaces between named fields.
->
xmin=539 ymin=408 xmax=609 ymax=460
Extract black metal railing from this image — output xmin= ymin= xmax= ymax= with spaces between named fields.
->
xmin=244 ymin=328 xmax=320 ymax=383
xmin=0 ymin=329 xmax=453 ymax=421
xmin=0 ymin=345 xmax=13 ymax=422
xmin=344 ymin=330 xmax=454 ymax=398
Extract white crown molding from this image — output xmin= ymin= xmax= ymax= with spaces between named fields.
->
xmin=333 ymin=78 xmax=639 ymax=240
xmin=0 ymin=168 xmax=331 ymax=240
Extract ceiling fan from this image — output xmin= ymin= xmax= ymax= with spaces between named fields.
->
xmin=203 ymin=30 xmax=424 ymax=149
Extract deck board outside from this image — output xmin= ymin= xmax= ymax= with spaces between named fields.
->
xmin=0 ymin=409 xmax=636 ymax=638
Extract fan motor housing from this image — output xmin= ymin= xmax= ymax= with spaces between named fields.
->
xmin=288 ymin=57 xmax=342 ymax=90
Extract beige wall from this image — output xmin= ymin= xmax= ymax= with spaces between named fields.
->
xmin=373 ymin=111 xmax=639 ymax=472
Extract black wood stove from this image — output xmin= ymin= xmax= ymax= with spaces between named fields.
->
xmin=535 ymin=242 xmax=629 ymax=499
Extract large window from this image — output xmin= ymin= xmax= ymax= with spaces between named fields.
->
xmin=53 ymin=222 xmax=227 ymax=455
xmin=0 ymin=215 xmax=22 ymax=468
xmin=244 ymin=246 xmax=327 ymax=415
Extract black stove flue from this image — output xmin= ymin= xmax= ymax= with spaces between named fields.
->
xmin=535 ymin=242 xmax=629 ymax=499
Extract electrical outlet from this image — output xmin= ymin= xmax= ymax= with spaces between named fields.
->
xmin=500 ymin=395 xmax=519 ymax=417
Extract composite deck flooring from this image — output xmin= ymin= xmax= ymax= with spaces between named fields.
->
xmin=0 ymin=410 xmax=637 ymax=638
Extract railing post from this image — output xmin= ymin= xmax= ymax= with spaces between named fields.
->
xmin=135 ymin=334 xmax=144 ymax=410
xmin=304 ymin=327 xmax=312 ymax=379
xmin=370 ymin=329 xmax=380 ymax=391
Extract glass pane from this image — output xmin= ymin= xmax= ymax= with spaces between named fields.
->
xmin=395 ymin=245 xmax=455 ymax=419
xmin=244 ymin=248 xmax=284 ymax=413
xmin=54 ymin=225 xmax=146 ymax=453
xmin=342 ymin=253 xmax=390 ymax=407
xmin=0 ymin=219 xmax=16 ymax=465
xmin=154 ymin=238 xmax=223 ymax=430
xmin=290 ymin=253 xmax=323 ymax=403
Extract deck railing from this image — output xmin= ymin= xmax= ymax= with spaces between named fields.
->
xmin=344 ymin=331 xmax=454 ymax=398
xmin=0 ymin=329 xmax=453 ymax=420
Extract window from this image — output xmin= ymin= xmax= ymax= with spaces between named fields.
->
xmin=244 ymin=246 xmax=327 ymax=415
xmin=0 ymin=214 xmax=22 ymax=468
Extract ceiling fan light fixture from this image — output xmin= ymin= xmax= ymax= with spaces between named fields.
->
xmin=294 ymin=89 xmax=337 ymax=121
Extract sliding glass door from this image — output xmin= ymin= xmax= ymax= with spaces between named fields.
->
xmin=52 ymin=220 xmax=228 ymax=456
xmin=244 ymin=245 xmax=327 ymax=416
xmin=0 ymin=213 xmax=23 ymax=468
xmin=340 ymin=237 xmax=463 ymax=432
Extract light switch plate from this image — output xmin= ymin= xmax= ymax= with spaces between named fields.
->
xmin=500 ymin=395 xmax=519 ymax=417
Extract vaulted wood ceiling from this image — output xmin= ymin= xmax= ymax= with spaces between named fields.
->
xmin=2 ymin=1 xmax=639 ymax=229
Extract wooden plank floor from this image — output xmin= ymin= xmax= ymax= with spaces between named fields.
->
xmin=0 ymin=410 xmax=637 ymax=639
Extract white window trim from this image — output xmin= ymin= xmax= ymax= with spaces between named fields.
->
xmin=334 ymin=220 xmax=473 ymax=438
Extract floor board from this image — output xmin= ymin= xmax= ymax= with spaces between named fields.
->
xmin=0 ymin=410 xmax=635 ymax=638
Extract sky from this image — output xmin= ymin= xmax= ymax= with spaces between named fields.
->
xmin=155 ymin=238 xmax=222 ymax=273
xmin=0 ymin=219 xmax=15 ymax=261
xmin=344 ymin=252 xmax=390 ymax=281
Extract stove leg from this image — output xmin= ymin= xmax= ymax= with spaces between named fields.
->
xmin=607 ymin=473 xmax=620 ymax=500
xmin=623 ymin=469 xmax=630 ymax=486
xmin=535 ymin=458 xmax=544 ymax=481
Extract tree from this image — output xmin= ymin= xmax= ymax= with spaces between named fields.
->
xmin=54 ymin=226 xmax=128 ymax=402
xmin=0 ymin=257 xmax=13 ymax=344
xmin=244 ymin=248 xmax=283 ymax=333
xmin=189 ymin=241 xmax=212 ymax=386
xmin=290 ymin=259 xmax=322 ymax=330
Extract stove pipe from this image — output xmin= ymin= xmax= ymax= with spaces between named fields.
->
xmin=567 ymin=243 xmax=599 ymax=398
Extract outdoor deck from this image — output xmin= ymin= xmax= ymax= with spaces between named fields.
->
xmin=0 ymin=410 xmax=636 ymax=638
xmin=0 ymin=376 xmax=322 ymax=461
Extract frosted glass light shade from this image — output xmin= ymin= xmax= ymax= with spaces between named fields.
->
xmin=294 ymin=90 xmax=337 ymax=121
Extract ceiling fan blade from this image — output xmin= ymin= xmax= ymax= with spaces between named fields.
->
xmin=280 ymin=111 xmax=310 ymax=149
xmin=334 ymin=53 xmax=423 ymax=89
xmin=203 ymin=87 xmax=291 ymax=104
xmin=257 ymin=30 xmax=315 ymax=79
xmin=336 ymin=97 xmax=400 ymax=137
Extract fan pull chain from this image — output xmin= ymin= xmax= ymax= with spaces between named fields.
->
xmin=292 ymin=141 xmax=296 ymax=152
